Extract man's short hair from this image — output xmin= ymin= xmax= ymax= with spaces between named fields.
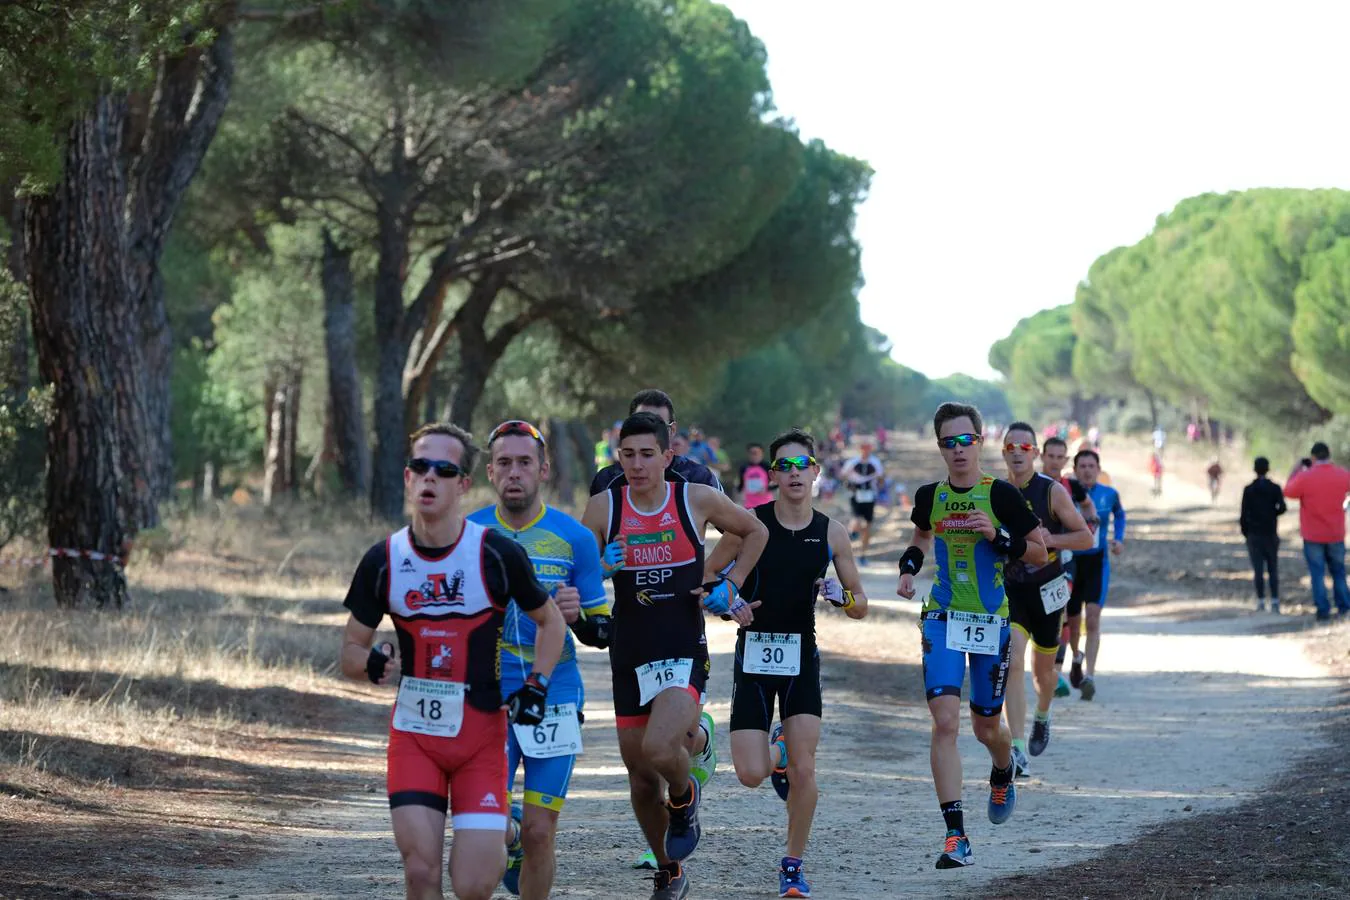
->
xmin=1074 ymin=448 xmax=1101 ymax=467
xmin=747 ymin=442 xmax=764 ymax=452
xmin=1311 ymin=441 xmax=1331 ymax=461
xmin=1044 ymin=436 xmax=1068 ymax=453
xmin=487 ymin=420 xmax=548 ymax=464
xmin=1254 ymin=456 xmax=1270 ymax=475
xmin=620 ymin=412 xmax=670 ymax=451
xmin=1005 ymin=421 xmax=1037 ymax=442
xmin=770 ymin=428 xmax=816 ymax=461
xmin=409 ymin=422 xmax=479 ymax=475
xmin=629 ymin=389 xmax=674 ymax=422
xmin=933 ymin=401 xmax=984 ymax=438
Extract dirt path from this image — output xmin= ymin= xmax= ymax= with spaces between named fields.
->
xmin=164 ymin=438 xmax=1345 ymax=899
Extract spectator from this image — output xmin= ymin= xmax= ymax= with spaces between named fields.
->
xmin=737 ymin=443 xmax=774 ymax=509
xmin=706 ymin=435 xmax=731 ymax=477
xmin=1240 ymin=456 xmax=1286 ymax=613
xmin=594 ymin=427 xmax=614 ymax=471
xmin=686 ymin=427 xmax=715 ymax=466
xmin=1206 ymin=458 xmax=1223 ymax=504
xmin=672 ymin=431 xmax=691 ymax=458
xmin=1148 ymin=451 xmax=1163 ymax=497
xmin=1284 ymin=442 xmax=1350 ymax=621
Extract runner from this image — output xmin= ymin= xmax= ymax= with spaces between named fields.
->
xmin=999 ymin=423 xmax=1093 ymax=776
xmin=591 ymin=389 xmax=722 ymax=495
xmin=1041 ymin=435 xmax=1094 ymax=697
xmin=467 ymin=420 xmax=610 ymax=899
xmin=339 ymin=423 xmax=566 ymax=900
xmin=1066 ymin=448 xmax=1126 ymax=701
xmin=896 ymin=402 xmax=1047 ymax=870
xmin=581 ymin=412 xmax=769 ymax=899
xmin=732 ymin=429 xmax=868 ymax=898
xmin=1207 ymin=458 xmax=1224 ymax=504
xmin=840 ymin=440 xmax=885 ymax=565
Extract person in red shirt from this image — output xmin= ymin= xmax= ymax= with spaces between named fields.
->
xmin=1283 ymin=441 xmax=1350 ymax=621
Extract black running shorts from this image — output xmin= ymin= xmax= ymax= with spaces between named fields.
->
xmin=1007 ymin=580 xmax=1064 ymax=654
xmin=729 ymin=638 xmax=823 ymax=732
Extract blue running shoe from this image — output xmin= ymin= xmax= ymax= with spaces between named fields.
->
xmin=988 ymin=773 xmax=1017 ymax=824
xmin=633 ymin=849 xmax=658 ymax=869
xmin=1055 ymin=674 xmax=1071 ymax=698
xmin=690 ymin=711 xmax=717 ymax=789
xmin=935 ymin=830 xmax=973 ymax=869
xmin=664 ymin=777 xmax=701 ymax=861
xmin=503 ymin=801 xmax=524 ymax=894
xmin=770 ymin=722 xmax=790 ymax=801
xmin=779 ymin=858 xmax=811 ymax=897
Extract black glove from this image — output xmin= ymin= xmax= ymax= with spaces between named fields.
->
xmin=506 ymin=675 xmax=548 ymax=726
xmin=366 ymin=642 xmax=392 ymax=684
xmin=570 ymin=611 xmax=612 ymax=649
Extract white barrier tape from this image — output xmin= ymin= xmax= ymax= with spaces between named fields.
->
xmin=0 ymin=548 xmax=127 ymax=568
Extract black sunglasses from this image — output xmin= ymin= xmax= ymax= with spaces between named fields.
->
xmin=407 ymin=457 xmax=465 ymax=478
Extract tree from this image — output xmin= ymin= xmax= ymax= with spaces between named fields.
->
xmin=1292 ymin=236 xmax=1350 ymax=414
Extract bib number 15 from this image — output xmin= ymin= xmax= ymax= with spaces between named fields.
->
xmin=945 ymin=611 xmax=1002 ymax=655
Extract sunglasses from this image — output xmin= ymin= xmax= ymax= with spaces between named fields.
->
xmin=938 ymin=433 xmax=981 ymax=449
xmin=1003 ymin=442 xmax=1036 ymax=452
xmin=488 ymin=419 xmax=546 ymax=446
xmin=770 ymin=455 xmax=817 ymax=472
xmin=407 ymin=457 xmax=465 ymax=478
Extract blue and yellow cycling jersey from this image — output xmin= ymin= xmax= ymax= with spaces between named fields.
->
xmin=466 ymin=503 xmax=609 ymax=674
xmin=1078 ymin=482 xmax=1126 ymax=554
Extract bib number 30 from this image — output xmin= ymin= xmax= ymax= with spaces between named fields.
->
xmin=742 ymin=632 xmax=802 ymax=676
xmin=635 ymin=658 xmax=693 ymax=707
xmin=512 ymin=703 xmax=583 ymax=759
xmin=945 ymin=611 xmax=1002 ymax=655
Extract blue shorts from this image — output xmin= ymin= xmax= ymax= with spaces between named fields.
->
xmin=920 ymin=612 xmax=1012 ymax=718
xmin=502 ymin=664 xmax=585 ymax=813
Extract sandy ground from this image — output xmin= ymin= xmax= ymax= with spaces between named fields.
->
xmin=162 ymin=437 xmax=1345 ymax=899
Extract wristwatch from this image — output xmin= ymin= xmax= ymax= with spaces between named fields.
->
xmin=527 ymin=672 xmax=551 ymax=690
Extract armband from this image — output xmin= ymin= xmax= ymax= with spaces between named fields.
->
xmin=991 ymin=527 xmax=1028 ymax=559
xmin=569 ymin=609 xmax=612 ymax=649
xmin=899 ymin=546 xmax=924 ymax=576
xmin=366 ymin=646 xmax=390 ymax=684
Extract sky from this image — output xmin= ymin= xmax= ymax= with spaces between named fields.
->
xmin=720 ymin=0 xmax=1350 ymax=379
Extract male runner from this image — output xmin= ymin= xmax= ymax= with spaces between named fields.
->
xmin=1066 ymin=448 xmax=1126 ymax=701
xmin=467 ymin=420 xmax=610 ymax=899
xmin=896 ymin=402 xmax=1046 ymax=870
xmin=1000 ymin=424 xmax=1093 ymax=776
xmin=340 ymin=423 xmax=566 ymax=900
xmin=1041 ymin=435 xmax=1095 ymax=696
xmin=581 ymin=412 xmax=769 ymax=900
xmin=840 ymin=440 xmax=884 ymax=565
xmin=717 ymin=428 xmax=869 ymax=898
xmin=591 ymin=389 xmax=722 ymax=495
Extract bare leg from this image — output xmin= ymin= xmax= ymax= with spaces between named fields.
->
xmin=1084 ymin=603 xmax=1103 ymax=677
xmin=392 ymin=805 xmax=446 ymax=900
xmin=517 ymin=804 xmax=560 ymax=900
xmin=1004 ymin=628 xmax=1031 ymax=743
xmin=783 ymin=715 xmax=821 ymax=859
xmin=448 ymin=828 xmax=508 ymax=900
xmin=928 ymin=695 xmax=962 ymax=803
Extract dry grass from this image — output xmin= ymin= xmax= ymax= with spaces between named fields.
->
xmin=0 ymin=502 xmax=412 ymax=898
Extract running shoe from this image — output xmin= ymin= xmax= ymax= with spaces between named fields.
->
xmin=665 ymin=777 xmax=702 ymax=861
xmin=779 ymin=859 xmax=811 ymax=897
xmin=1029 ymin=717 xmax=1051 ymax=757
xmin=770 ymin=722 xmax=790 ymax=801
xmin=935 ymin=830 xmax=973 ymax=869
xmin=633 ymin=850 xmax=658 ymax=869
xmin=1070 ymin=653 xmax=1084 ymax=688
xmin=1271 ymin=600 xmax=1281 ymax=615
xmin=988 ymin=773 xmax=1017 ymax=824
xmin=503 ymin=801 xmax=524 ymax=895
xmin=649 ymin=863 xmax=690 ymax=899
xmin=1011 ymin=744 xmax=1030 ymax=779
xmin=1256 ymin=598 xmax=1266 ymax=612
xmin=1055 ymin=674 xmax=1071 ymax=698
xmin=1079 ymin=676 xmax=1096 ymax=701
xmin=690 ymin=711 xmax=717 ymax=789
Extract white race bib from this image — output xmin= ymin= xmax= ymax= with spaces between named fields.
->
xmin=853 ymin=489 xmax=876 ymax=503
xmin=742 ymin=632 xmax=802 ymax=676
xmin=512 ymin=703 xmax=583 ymax=759
xmin=1039 ymin=574 xmax=1071 ymax=614
xmin=945 ymin=611 xmax=1002 ymax=655
xmin=746 ymin=476 xmax=766 ymax=494
xmin=393 ymin=677 xmax=465 ymax=737
xmin=636 ymin=658 xmax=693 ymax=707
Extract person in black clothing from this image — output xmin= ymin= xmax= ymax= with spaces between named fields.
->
xmin=1240 ymin=456 xmax=1287 ymax=613
xmin=589 ymin=389 xmax=723 ymax=496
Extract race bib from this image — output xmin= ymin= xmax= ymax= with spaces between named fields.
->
xmin=393 ymin=677 xmax=465 ymax=738
xmin=946 ymin=611 xmax=1002 ymax=655
xmin=742 ymin=632 xmax=802 ymax=676
xmin=1039 ymin=574 xmax=1070 ymax=614
xmin=636 ymin=658 xmax=693 ymax=707
xmin=854 ymin=489 xmax=876 ymax=503
xmin=746 ymin=475 xmax=766 ymax=494
xmin=512 ymin=703 xmax=583 ymax=759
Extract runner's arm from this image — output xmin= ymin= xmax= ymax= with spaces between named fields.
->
xmin=692 ymin=485 xmax=768 ymax=589
xmin=826 ymin=518 xmax=868 ymax=619
xmin=703 ymin=533 xmax=741 ymax=581
xmin=581 ymin=492 xmax=611 ymax=552
xmin=339 ymin=543 xmax=396 ymax=683
xmin=1046 ymin=481 xmax=1094 ymax=551
xmin=1110 ymin=492 xmax=1127 ymax=543
xmin=568 ymin=524 xmax=611 ymax=649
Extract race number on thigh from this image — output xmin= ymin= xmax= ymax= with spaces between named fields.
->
xmin=512 ymin=703 xmax=583 ymax=759
xmin=1039 ymin=574 xmax=1070 ymax=614
xmin=945 ymin=611 xmax=1001 ymax=656
xmin=742 ymin=632 xmax=802 ymax=676
xmin=392 ymin=677 xmax=465 ymax=738
xmin=635 ymin=658 xmax=694 ymax=707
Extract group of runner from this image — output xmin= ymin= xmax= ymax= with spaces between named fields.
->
xmin=336 ymin=391 xmax=1126 ymax=899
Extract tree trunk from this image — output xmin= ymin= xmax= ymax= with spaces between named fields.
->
xmin=321 ymin=229 xmax=368 ymax=499
xmin=370 ymin=212 xmax=412 ymax=521
xmin=285 ymin=367 xmax=302 ymax=497
xmin=1144 ymin=389 xmax=1159 ymax=430
xmin=548 ymin=417 xmax=574 ymax=504
xmin=444 ymin=272 xmax=529 ymax=429
xmin=263 ymin=368 xmax=301 ymax=506
xmin=24 ymin=98 xmax=136 ymax=608
xmin=5 ymin=196 xmax=30 ymax=396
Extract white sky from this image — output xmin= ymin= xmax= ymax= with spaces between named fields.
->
xmin=721 ymin=0 xmax=1350 ymax=379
